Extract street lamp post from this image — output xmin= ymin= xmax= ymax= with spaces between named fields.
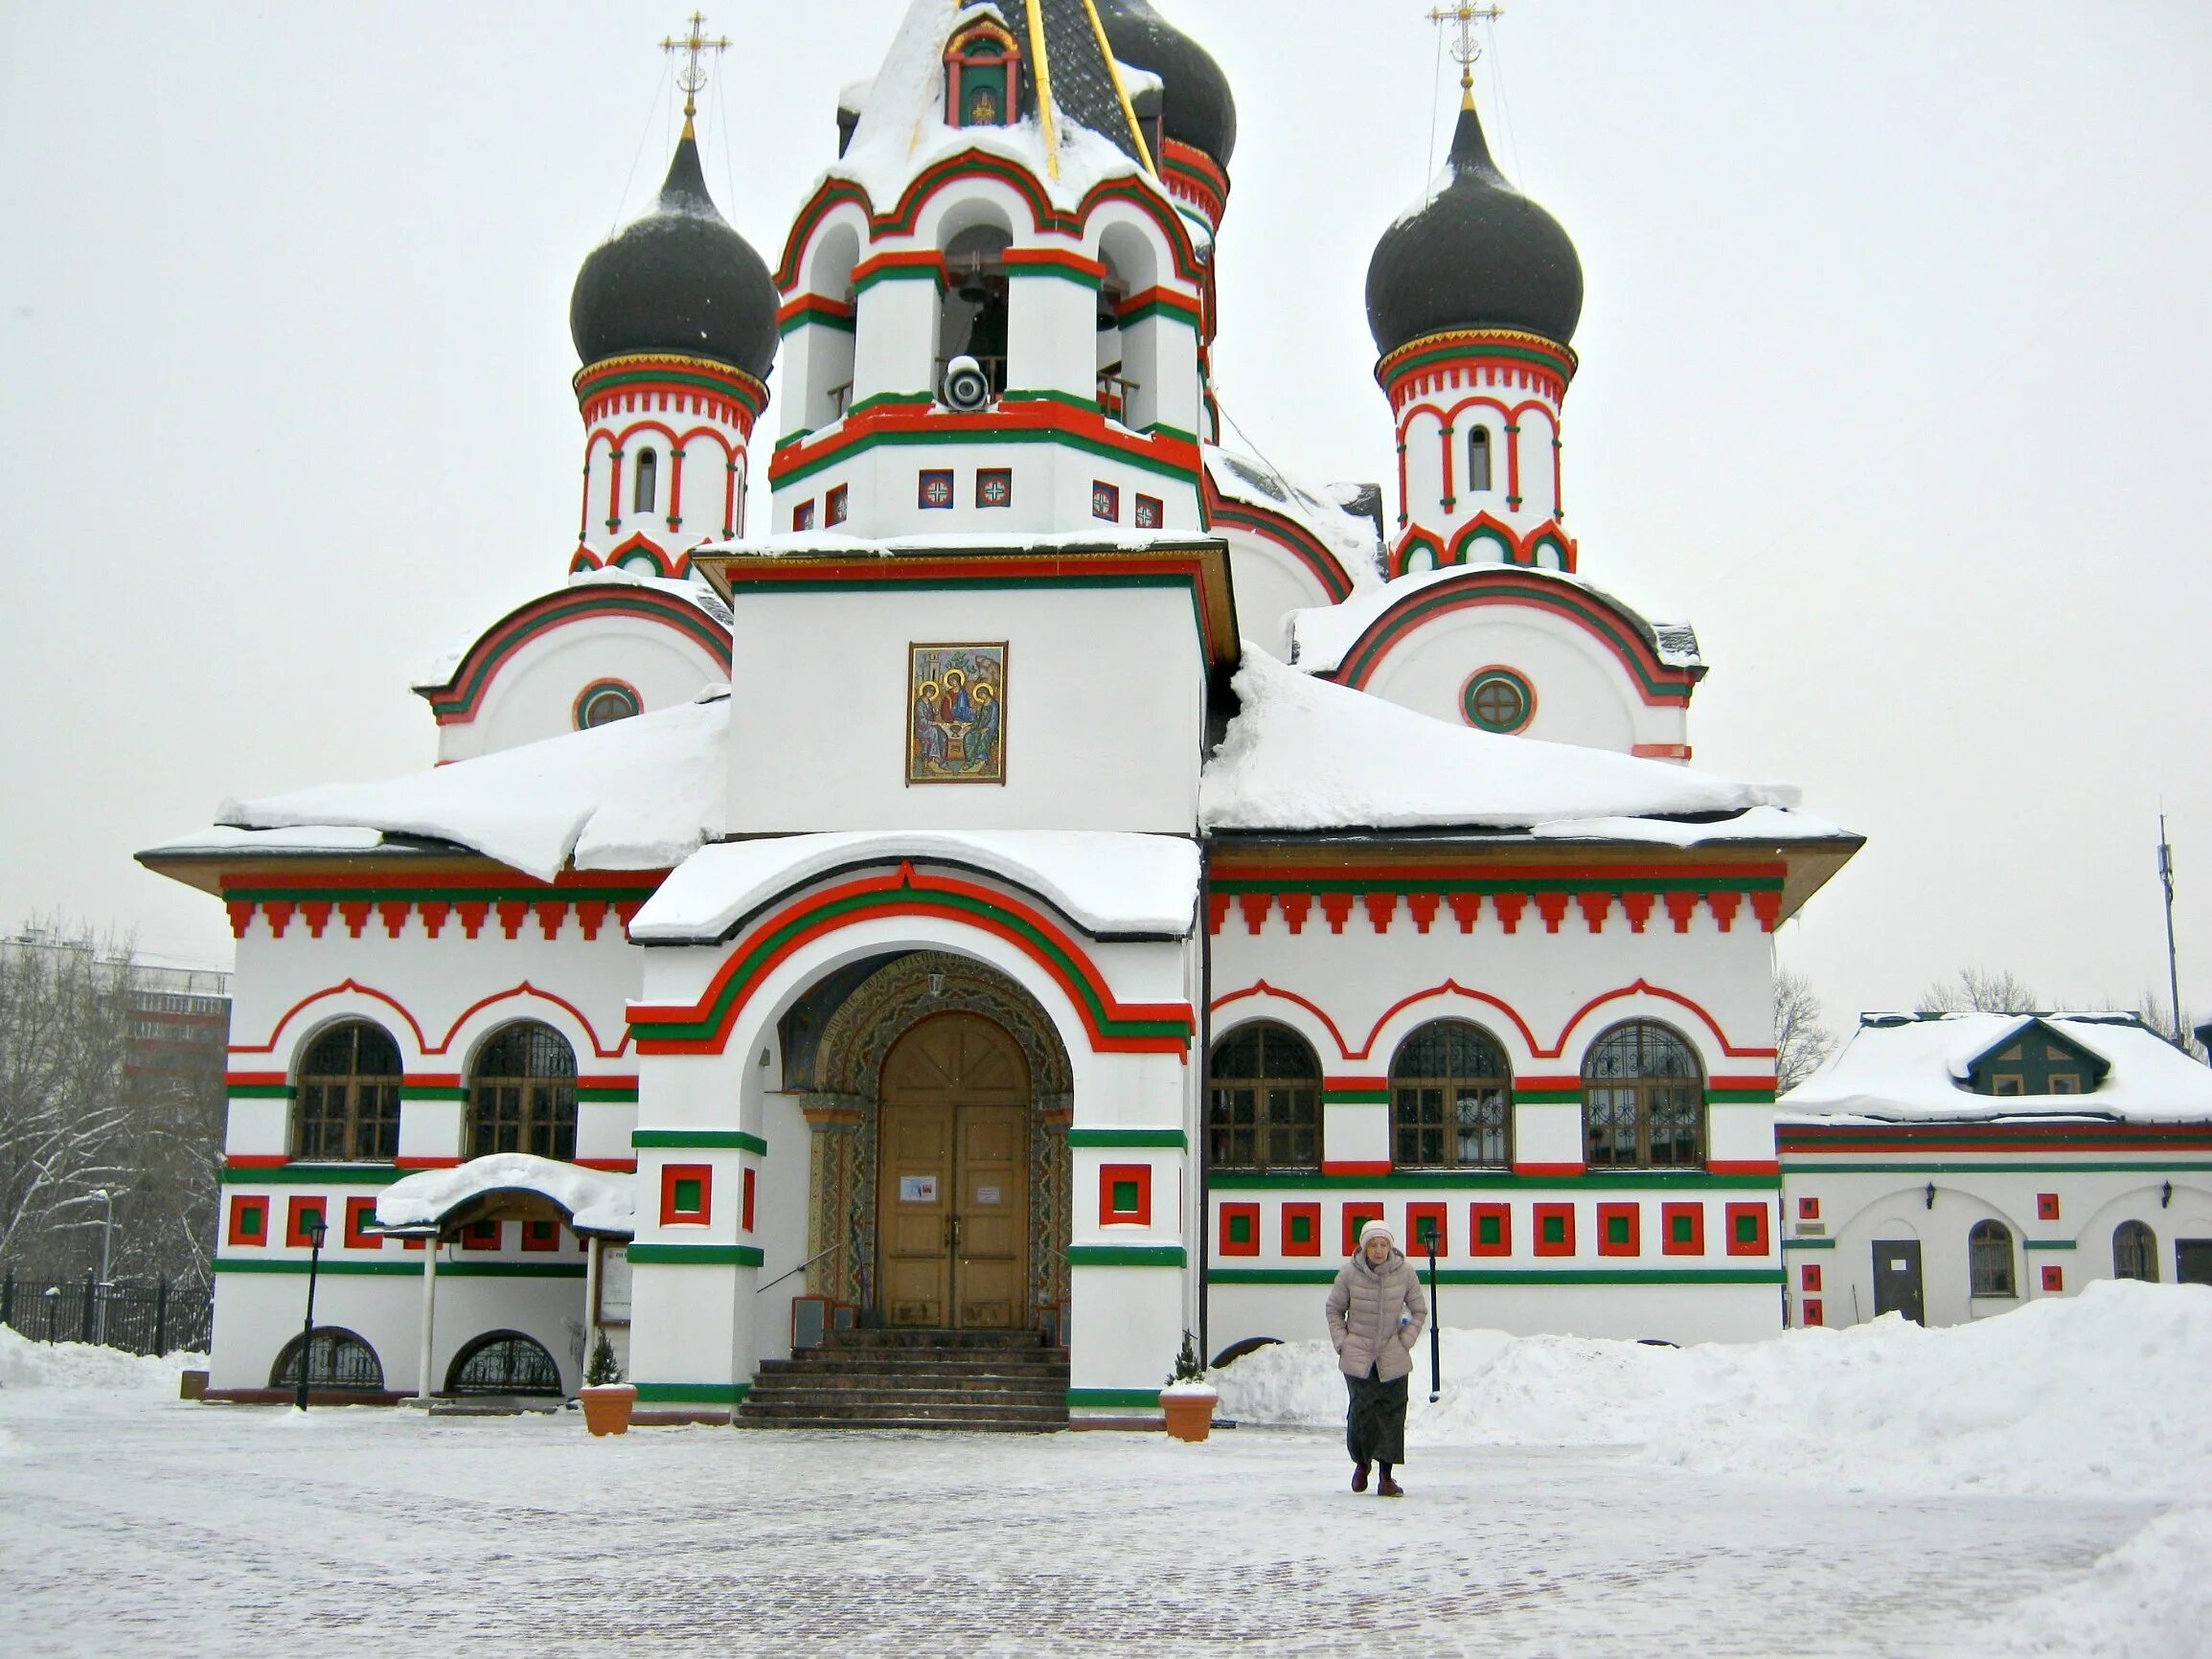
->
xmin=42 ymin=1284 xmax=58 ymax=1345
xmin=91 ymin=1188 xmax=115 ymax=1347
xmin=294 ymin=1209 xmax=329 ymax=1412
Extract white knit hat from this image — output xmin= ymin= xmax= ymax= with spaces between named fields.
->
xmin=1357 ymin=1217 xmax=1397 ymax=1249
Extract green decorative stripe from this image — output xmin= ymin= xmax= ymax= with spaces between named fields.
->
xmin=1210 ymin=1268 xmax=1784 ymax=1287
xmin=1006 ymin=262 xmax=1103 ymax=289
xmin=1066 ymin=1244 xmax=1187 ymax=1268
xmin=575 ymin=366 xmax=763 ymax=405
xmin=226 ymin=1083 xmax=292 ymax=1101
xmin=633 ymin=1381 xmax=751 ymax=1406
xmin=1709 ymin=1090 xmax=1780 ymax=1105
xmin=1780 ymin=1237 xmax=1837 ymax=1250
xmin=1003 ymin=388 xmax=1108 ymax=416
xmin=632 ymin=1129 xmax=768 ymax=1154
xmin=1065 ymin=1127 xmax=1187 ymax=1149
xmin=223 ymin=1163 xmax=405 ymax=1186
xmin=770 ymin=424 xmax=1200 ymax=490
xmin=578 ymin=1083 xmax=640 ymax=1104
xmin=1068 ymin=1388 xmax=1165 ymax=1409
xmin=1207 ymin=1170 xmax=1780 ymax=1191
xmin=843 ymin=391 xmax=934 ymax=420
xmin=1208 ymin=875 xmax=1780 ymax=898
xmin=627 ymin=1243 xmax=766 ymax=1267
xmin=2024 ymin=1239 xmax=2079 ymax=1251
xmin=1117 ymin=295 xmax=1203 ymax=330
xmin=400 ymin=1085 xmax=469 ymax=1102
xmin=778 ymin=304 xmax=856 ymax=336
xmin=1779 ymin=1160 xmax=2212 ymax=1175
xmin=213 ymin=1259 xmax=586 ymax=1279
xmin=852 ymin=263 xmax=945 ymax=295
xmin=1322 ymin=1089 xmax=1391 ymax=1105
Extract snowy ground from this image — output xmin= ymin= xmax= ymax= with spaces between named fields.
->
xmin=0 ymin=1284 xmax=2204 ymax=1658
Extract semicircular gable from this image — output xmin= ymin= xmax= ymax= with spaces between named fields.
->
xmin=418 ymin=586 xmax=732 ymax=727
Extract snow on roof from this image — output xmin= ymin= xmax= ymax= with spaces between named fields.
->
xmin=140 ymin=825 xmax=395 ymax=858
xmin=1204 ymin=446 xmax=1386 ymax=588
xmin=1783 ymin=1012 xmax=2212 ymax=1125
xmin=1199 ymin=648 xmax=1806 ymax=834
xmin=631 ymin=830 xmax=1200 ymax=943
xmin=828 ymin=0 xmax=1158 ymax=217
xmin=1527 ymin=806 xmax=1847 ymax=847
xmin=376 ymin=1154 xmax=634 ymax=1238
xmin=217 ymin=693 xmax=730 ymax=884
xmin=1286 ymin=561 xmax=1703 ymax=675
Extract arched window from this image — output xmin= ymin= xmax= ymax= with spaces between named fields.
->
xmin=1970 ymin=1220 xmax=2017 ymax=1297
xmin=467 ymin=1022 xmax=578 ymax=1161
xmin=1206 ymin=1021 xmax=1320 ymax=1173
xmin=445 ymin=1329 xmax=564 ymax=1397
xmin=294 ymin=1022 xmax=402 ymax=1162
xmin=270 ymin=1327 xmax=383 ymax=1393
xmin=632 ymin=447 xmax=657 ymax=514
xmin=1467 ymin=426 xmax=1494 ymax=492
xmin=940 ymin=222 xmax=1013 ymax=402
xmin=2113 ymin=1220 xmax=2158 ymax=1283
xmin=1582 ymin=1022 xmax=1704 ymax=1169
xmin=1390 ymin=1020 xmax=1511 ymax=1168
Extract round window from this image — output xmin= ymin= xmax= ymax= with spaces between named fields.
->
xmin=1463 ymin=669 xmax=1534 ymax=735
xmin=576 ymin=682 xmax=641 ymax=730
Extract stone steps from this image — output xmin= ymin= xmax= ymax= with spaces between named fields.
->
xmin=738 ymin=1329 xmax=1070 ymax=1434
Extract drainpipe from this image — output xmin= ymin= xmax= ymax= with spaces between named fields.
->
xmin=1197 ymin=847 xmax=1214 ymax=1364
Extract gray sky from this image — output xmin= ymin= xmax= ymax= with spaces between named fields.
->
xmin=4 ymin=1 xmax=2209 ymax=1037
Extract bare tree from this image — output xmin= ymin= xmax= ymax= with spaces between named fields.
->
xmin=1915 ymin=966 xmax=2041 ymax=1015
xmin=1774 ymin=967 xmax=1836 ymax=1092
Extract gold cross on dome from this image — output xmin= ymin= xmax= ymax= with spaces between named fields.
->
xmin=660 ymin=11 xmax=733 ymax=127
xmin=1426 ymin=3 xmax=1505 ymax=107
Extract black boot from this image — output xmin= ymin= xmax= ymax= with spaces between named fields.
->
xmin=1377 ymin=1462 xmax=1403 ymax=1497
xmin=1352 ymin=1460 xmax=1371 ymax=1492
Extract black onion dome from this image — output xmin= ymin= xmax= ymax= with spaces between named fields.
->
xmin=1365 ymin=102 xmax=1583 ymax=356
xmin=569 ymin=131 xmax=779 ymax=381
xmin=1097 ymin=0 xmax=1237 ymax=167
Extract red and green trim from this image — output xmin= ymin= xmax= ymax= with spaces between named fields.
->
xmin=1212 ymin=1267 xmax=1782 ymax=1286
xmin=415 ymin=588 xmax=729 ymax=724
xmin=1201 ymin=472 xmax=1355 ymax=603
xmin=776 ymin=296 xmax=857 ymax=336
xmin=1377 ymin=329 xmax=1578 ymax=400
xmin=627 ymin=1243 xmax=766 ymax=1266
xmin=628 ymin=866 xmax=1195 ymax=1058
xmin=572 ymin=352 xmax=766 ymax=422
xmin=1208 ymin=1169 xmax=1780 ymax=1191
xmin=1778 ymin=1123 xmax=2212 ymax=1154
xmin=766 ymin=398 xmax=1201 ymax=489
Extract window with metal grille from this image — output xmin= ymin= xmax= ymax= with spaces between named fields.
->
xmin=467 ymin=1022 xmax=579 ymax=1161
xmin=1581 ymin=1021 xmax=1704 ymax=1169
xmin=2113 ymin=1219 xmax=2158 ymax=1283
xmin=270 ymin=1327 xmax=384 ymax=1392
xmin=1390 ymin=1019 xmax=1510 ymax=1168
xmin=445 ymin=1330 xmax=563 ymax=1396
xmin=1970 ymin=1219 xmax=2016 ymax=1297
xmin=293 ymin=1022 xmax=402 ymax=1162
xmin=1206 ymin=1021 xmax=1320 ymax=1173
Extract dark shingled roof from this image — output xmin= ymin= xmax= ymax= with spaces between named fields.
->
xmin=1096 ymin=0 xmax=1237 ymax=166
xmin=1365 ymin=102 xmax=1584 ymax=356
xmin=996 ymin=0 xmax=1151 ymax=169
xmin=569 ymin=132 xmax=780 ymax=380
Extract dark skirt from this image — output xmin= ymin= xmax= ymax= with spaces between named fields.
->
xmin=1344 ymin=1365 xmax=1408 ymax=1466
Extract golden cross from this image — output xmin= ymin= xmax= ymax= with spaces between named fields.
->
xmin=1426 ymin=3 xmax=1505 ymax=107
xmin=660 ymin=11 xmax=733 ymax=128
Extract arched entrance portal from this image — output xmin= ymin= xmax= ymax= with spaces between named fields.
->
xmin=787 ymin=951 xmax=1073 ymax=1333
xmin=878 ymin=1013 xmax=1029 ymax=1329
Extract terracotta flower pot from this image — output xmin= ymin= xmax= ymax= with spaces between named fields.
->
xmin=1160 ymin=1387 xmax=1218 ymax=1443
xmin=581 ymin=1383 xmax=637 ymax=1437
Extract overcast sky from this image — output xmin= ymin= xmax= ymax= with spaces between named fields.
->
xmin=4 ymin=0 xmax=2209 ymax=1035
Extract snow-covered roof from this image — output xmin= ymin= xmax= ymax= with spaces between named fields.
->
xmin=416 ymin=567 xmax=729 ymax=690
xmin=631 ymin=831 xmax=1200 ymax=943
xmin=1203 ymin=446 xmax=1386 ymax=588
xmin=1286 ymin=561 xmax=1703 ymax=676
xmin=376 ymin=1154 xmax=634 ymax=1239
xmin=216 ymin=691 xmax=732 ymax=884
xmin=1198 ymin=649 xmax=1832 ymax=836
xmin=140 ymin=825 xmax=398 ymax=858
xmin=1783 ymin=1012 xmax=2212 ymax=1125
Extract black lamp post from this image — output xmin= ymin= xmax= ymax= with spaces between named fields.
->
xmin=294 ymin=1209 xmax=329 ymax=1412
xmin=41 ymin=1284 xmax=58 ymax=1345
xmin=1416 ymin=1216 xmax=1442 ymax=1403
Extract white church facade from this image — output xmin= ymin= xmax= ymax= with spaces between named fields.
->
xmin=148 ymin=0 xmax=2126 ymax=1422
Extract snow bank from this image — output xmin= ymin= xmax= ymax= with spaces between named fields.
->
xmin=1983 ymin=1504 xmax=2212 ymax=1658
xmin=1212 ymin=1280 xmax=2212 ymax=1501
xmin=0 ymin=1328 xmax=203 ymax=1392
xmin=1200 ymin=648 xmax=1808 ymax=833
xmin=376 ymin=1153 xmax=634 ymax=1237
xmin=219 ymin=694 xmax=729 ymax=883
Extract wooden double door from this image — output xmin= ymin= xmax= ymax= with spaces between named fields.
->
xmin=877 ymin=1013 xmax=1031 ymax=1329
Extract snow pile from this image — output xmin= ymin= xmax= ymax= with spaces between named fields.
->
xmin=1786 ymin=1011 xmax=2212 ymax=1123
xmin=1213 ymin=1281 xmax=2212 ymax=1501
xmin=1200 ymin=648 xmax=1809 ymax=833
xmin=632 ymin=830 xmax=1201 ymax=943
xmin=219 ymin=693 xmax=730 ymax=883
xmin=0 ymin=1327 xmax=202 ymax=1392
xmin=376 ymin=1153 xmax=635 ymax=1238
xmin=1982 ymin=1504 xmax=2212 ymax=1657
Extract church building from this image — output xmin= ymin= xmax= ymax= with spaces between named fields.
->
xmin=144 ymin=1 xmax=1872 ymax=1421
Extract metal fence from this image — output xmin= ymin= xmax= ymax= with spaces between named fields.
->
xmin=0 ymin=1267 xmax=212 ymax=1357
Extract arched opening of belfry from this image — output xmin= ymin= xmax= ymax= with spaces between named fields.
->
xmin=779 ymin=951 xmax=1074 ymax=1333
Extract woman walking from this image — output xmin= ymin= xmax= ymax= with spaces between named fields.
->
xmin=1325 ymin=1218 xmax=1428 ymax=1496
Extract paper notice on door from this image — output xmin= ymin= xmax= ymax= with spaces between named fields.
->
xmin=900 ymin=1175 xmax=939 ymax=1203
xmin=975 ymin=1185 xmax=1001 ymax=1205
xmin=1890 ymin=1260 xmax=1908 ymax=1272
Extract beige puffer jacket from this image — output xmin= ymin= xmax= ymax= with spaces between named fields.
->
xmin=1325 ymin=1247 xmax=1429 ymax=1381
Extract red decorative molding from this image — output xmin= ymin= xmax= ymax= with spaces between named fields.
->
xmin=1534 ymin=893 xmax=1571 ymax=934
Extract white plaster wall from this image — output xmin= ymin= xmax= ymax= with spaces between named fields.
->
xmin=853 ymin=277 xmax=940 ymax=403
xmin=437 ymin=614 xmax=731 ymax=763
xmin=1222 ymin=534 xmax=1333 ymax=658
xmin=1355 ymin=605 xmax=1688 ymax=757
xmin=721 ymin=585 xmax=1206 ymax=832
xmin=1209 ymin=1279 xmax=1779 ymax=1352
